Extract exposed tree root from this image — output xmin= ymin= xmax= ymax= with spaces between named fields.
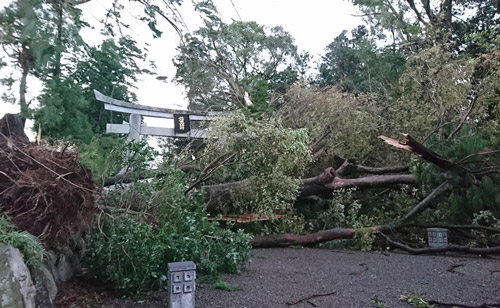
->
xmin=0 ymin=114 xmax=96 ymax=246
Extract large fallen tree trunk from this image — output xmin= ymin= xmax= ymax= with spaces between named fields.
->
xmin=205 ymin=165 xmax=414 ymax=213
xmin=250 ymin=226 xmax=381 ymax=248
xmin=299 ymin=167 xmax=414 ymax=197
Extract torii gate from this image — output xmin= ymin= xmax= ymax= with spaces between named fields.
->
xmin=94 ymin=90 xmax=223 ymax=140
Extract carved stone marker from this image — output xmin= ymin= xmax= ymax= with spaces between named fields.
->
xmin=427 ymin=228 xmax=448 ymax=248
xmin=168 ymin=261 xmax=196 ymax=308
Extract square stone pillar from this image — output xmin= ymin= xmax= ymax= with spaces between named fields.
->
xmin=168 ymin=261 xmax=196 ymax=308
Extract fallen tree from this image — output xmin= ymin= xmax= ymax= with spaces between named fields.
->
xmin=204 ymin=164 xmax=415 ymax=213
xmin=250 ymin=180 xmax=452 ymax=248
xmin=249 ymin=134 xmax=500 ymax=251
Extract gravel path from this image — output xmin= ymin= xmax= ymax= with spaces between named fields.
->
xmin=56 ymin=248 xmax=500 ymax=308
xmin=196 ymin=248 xmax=500 ymax=308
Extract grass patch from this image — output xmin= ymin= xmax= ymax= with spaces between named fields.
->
xmin=214 ymin=280 xmax=239 ymax=292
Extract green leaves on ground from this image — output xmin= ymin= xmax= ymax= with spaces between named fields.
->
xmin=201 ymin=112 xmax=312 ymax=214
xmin=84 ymin=143 xmax=251 ymax=293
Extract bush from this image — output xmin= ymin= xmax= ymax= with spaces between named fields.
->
xmin=84 ymin=156 xmax=252 ymax=293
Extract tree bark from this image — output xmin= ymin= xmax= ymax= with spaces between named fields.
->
xmin=204 ymin=168 xmax=415 ymax=213
xmin=300 ymin=167 xmax=415 ymax=198
xmin=19 ymin=43 xmax=31 ymax=127
xmin=379 ymin=134 xmax=456 ymax=170
xmin=250 ymin=227 xmax=375 ymax=248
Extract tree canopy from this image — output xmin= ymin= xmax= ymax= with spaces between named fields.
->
xmin=174 ymin=19 xmax=302 ymax=111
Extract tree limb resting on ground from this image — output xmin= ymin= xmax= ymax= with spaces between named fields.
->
xmin=250 ymin=177 xmax=450 ymax=248
xmin=426 ymin=300 xmax=500 ymax=308
xmin=380 ymin=232 xmax=500 ymax=255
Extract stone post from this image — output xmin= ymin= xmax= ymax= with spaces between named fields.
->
xmin=128 ymin=113 xmax=141 ymax=142
xmin=168 ymin=261 xmax=196 ymax=308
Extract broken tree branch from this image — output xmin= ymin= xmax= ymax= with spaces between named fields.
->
xmin=380 ymin=232 xmax=500 ymax=255
xmin=299 ymin=167 xmax=414 ymax=198
xmin=185 ymin=152 xmax=236 ymax=195
xmin=203 ymin=166 xmax=415 ymax=213
xmin=400 ymin=180 xmax=452 ymax=222
xmin=447 ymin=93 xmax=479 ymax=140
xmin=286 ymin=291 xmax=337 ymax=306
xmin=250 ymin=226 xmax=385 ymax=248
xmin=335 ymin=160 xmax=409 ymax=176
xmin=379 ymin=134 xmax=456 ymax=170
xmin=250 ymin=177 xmax=454 ymax=248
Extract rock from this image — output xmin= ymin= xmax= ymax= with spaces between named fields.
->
xmin=69 ymin=252 xmax=83 ymax=276
xmin=0 ymin=245 xmax=36 ymax=308
xmin=44 ymin=250 xmax=59 ymax=283
xmin=56 ymin=254 xmax=74 ymax=282
xmin=32 ymin=265 xmax=57 ymax=308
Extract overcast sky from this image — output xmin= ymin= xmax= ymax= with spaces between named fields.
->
xmin=0 ymin=0 xmax=362 ymax=135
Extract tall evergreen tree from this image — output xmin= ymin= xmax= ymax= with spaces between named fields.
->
xmin=0 ymin=0 xmax=50 ymax=125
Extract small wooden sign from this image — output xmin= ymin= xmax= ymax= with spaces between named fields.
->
xmin=174 ymin=114 xmax=190 ymax=133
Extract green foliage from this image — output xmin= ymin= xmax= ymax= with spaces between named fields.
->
xmin=392 ymin=45 xmax=500 ymax=139
xmin=276 ymin=84 xmax=406 ymax=167
xmin=0 ymin=214 xmax=44 ymax=267
xmin=472 ymin=211 xmax=500 ymax=229
xmin=74 ymin=38 xmax=146 ymax=134
xmin=370 ymin=297 xmax=387 ymax=308
xmin=470 ymin=210 xmax=500 ymax=247
xmin=353 ymin=228 xmax=376 ymax=252
xmin=85 ymin=143 xmax=251 ymax=294
xmin=411 ymin=128 xmax=500 ymax=222
xmin=350 ymin=0 xmax=499 ymax=54
xmin=0 ymin=0 xmax=53 ymax=120
xmin=317 ymin=25 xmax=405 ymax=96
xmin=315 ymin=189 xmax=377 ymax=251
xmin=77 ymin=135 xmax=124 ymax=184
xmin=316 ymin=189 xmax=361 ymax=230
xmin=34 ymin=77 xmax=93 ymax=142
xmin=202 ymin=112 xmax=311 ymax=214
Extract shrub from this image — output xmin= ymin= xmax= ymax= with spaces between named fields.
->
xmin=84 ymin=153 xmax=252 ymax=293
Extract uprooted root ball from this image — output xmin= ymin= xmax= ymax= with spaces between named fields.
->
xmin=0 ymin=133 xmax=96 ymax=247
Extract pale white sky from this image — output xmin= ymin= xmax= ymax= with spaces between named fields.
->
xmin=0 ymin=0 xmax=362 ymax=137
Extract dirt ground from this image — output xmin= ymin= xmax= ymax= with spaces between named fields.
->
xmin=56 ymin=248 xmax=500 ymax=308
